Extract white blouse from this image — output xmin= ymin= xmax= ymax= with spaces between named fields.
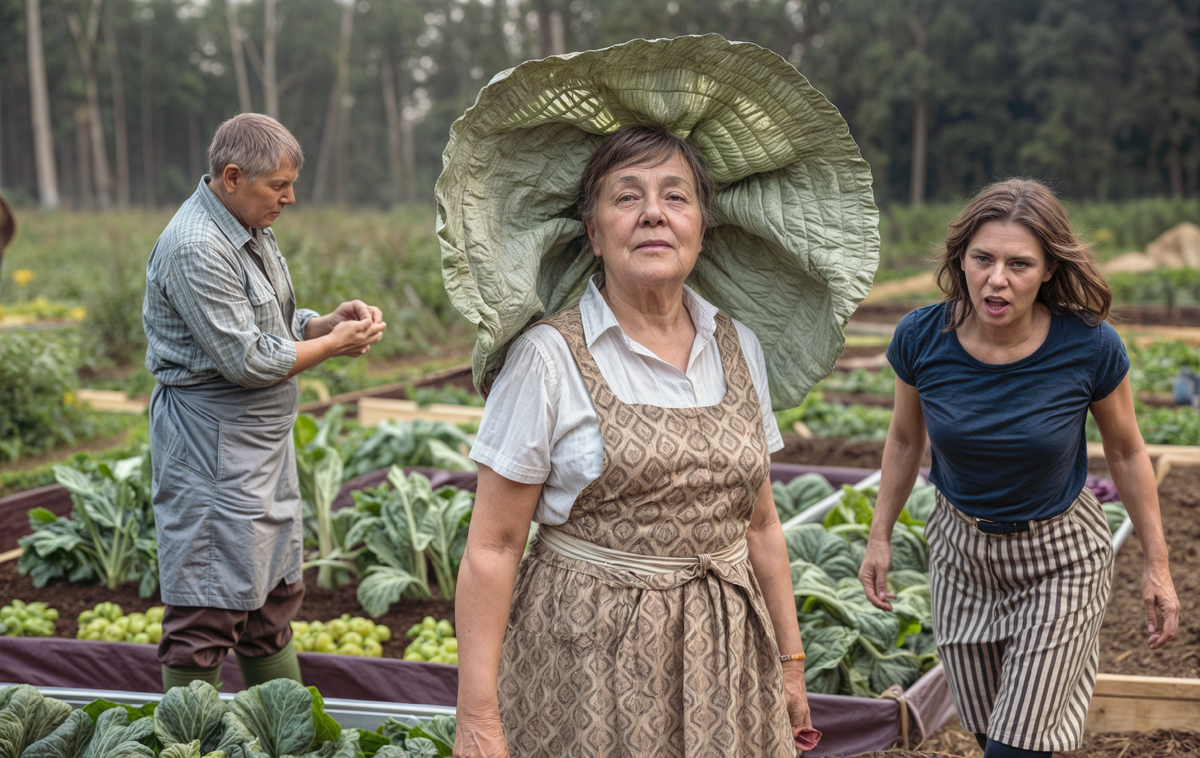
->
xmin=470 ymin=276 xmax=784 ymax=525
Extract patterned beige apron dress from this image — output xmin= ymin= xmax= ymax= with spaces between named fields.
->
xmin=497 ymin=306 xmax=796 ymax=758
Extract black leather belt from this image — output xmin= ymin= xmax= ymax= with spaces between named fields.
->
xmin=973 ymin=517 xmax=1031 ymax=535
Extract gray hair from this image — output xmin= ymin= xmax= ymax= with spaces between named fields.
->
xmin=208 ymin=113 xmax=304 ymax=183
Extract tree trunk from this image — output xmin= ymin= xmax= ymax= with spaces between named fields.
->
xmin=907 ymin=16 xmax=929 ymax=206
xmin=398 ymin=61 xmax=415 ymax=203
xmin=141 ymin=23 xmax=155 ymax=204
xmin=311 ymin=0 xmax=354 ymax=204
xmin=75 ymin=107 xmax=93 ymax=208
xmin=909 ymin=94 xmax=928 ymax=205
xmin=26 ymin=0 xmax=59 ymax=209
xmin=103 ymin=16 xmax=130 ymax=210
xmin=264 ymin=0 xmax=278 ymax=119
xmin=67 ymin=0 xmax=113 ymax=209
xmin=380 ymin=49 xmax=403 ymax=205
xmin=188 ymin=113 xmax=202 ymax=181
xmin=226 ymin=0 xmax=253 ymax=113
xmin=1167 ymin=140 xmax=1184 ymax=199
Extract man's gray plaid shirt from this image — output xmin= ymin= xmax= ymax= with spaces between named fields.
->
xmin=143 ymin=177 xmax=318 ymax=388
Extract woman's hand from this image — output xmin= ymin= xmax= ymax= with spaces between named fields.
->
xmin=1143 ymin=561 xmax=1180 ymax=650
xmin=781 ymin=662 xmax=812 ymax=734
xmin=859 ymin=535 xmax=896 ymax=612
xmin=453 ymin=712 xmax=509 ymax=758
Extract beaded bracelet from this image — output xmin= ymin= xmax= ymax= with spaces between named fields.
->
xmin=778 ymin=652 xmax=806 ymax=663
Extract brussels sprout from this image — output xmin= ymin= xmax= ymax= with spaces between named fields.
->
xmin=102 ymin=625 xmax=126 ymax=642
xmin=435 ymin=620 xmax=455 ymax=638
xmin=146 ymin=622 xmax=163 ymax=644
xmin=442 ymin=637 xmax=458 ymax=653
xmin=422 ymin=616 xmax=437 ymax=630
xmin=338 ymin=643 xmax=364 ymax=656
xmin=371 ymin=624 xmax=392 ymax=643
xmin=364 ymin=638 xmax=384 ymax=657
xmin=132 ymin=633 xmax=150 ymax=644
xmin=340 ymin=631 xmax=364 ymax=647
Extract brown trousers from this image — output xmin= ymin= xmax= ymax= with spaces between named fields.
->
xmin=157 ymin=579 xmax=305 ymax=669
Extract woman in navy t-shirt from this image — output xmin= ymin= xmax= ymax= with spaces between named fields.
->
xmin=858 ymin=179 xmax=1179 ymax=758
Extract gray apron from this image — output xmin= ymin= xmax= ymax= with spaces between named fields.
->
xmin=149 ymin=377 xmax=303 ymax=611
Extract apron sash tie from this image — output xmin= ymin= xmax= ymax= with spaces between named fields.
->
xmin=537 ymin=524 xmax=748 ymax=577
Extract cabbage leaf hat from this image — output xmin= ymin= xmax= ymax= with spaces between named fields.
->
xmin=436 ymin=34 xmax=879 ymax=410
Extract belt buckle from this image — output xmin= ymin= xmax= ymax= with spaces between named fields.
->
xmin=974 ymin=517 xmax=1028 ymax=536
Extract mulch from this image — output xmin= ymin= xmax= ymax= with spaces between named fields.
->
xmin=0 ymin=559 xmax=454 ymax=660
xmin=913 ymin=716 xmax=1200 ymax=758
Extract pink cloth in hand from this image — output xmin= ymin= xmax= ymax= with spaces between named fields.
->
xmin=795 ymin=728 xmax=823 ymax=753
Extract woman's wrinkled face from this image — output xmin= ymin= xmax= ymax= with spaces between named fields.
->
xmin=961 ymin=220 xmax=1056 ymax=329
xmin=584 ymin=151 xmax=705 ymax=292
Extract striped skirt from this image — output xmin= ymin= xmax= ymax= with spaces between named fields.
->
xmin=926 ymin=488 xmax=1114 ymax=752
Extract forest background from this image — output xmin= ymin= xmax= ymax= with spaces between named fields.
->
xmin=0 ymin=0 xmax=1198 ymax=214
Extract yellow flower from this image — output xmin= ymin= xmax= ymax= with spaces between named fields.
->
xmin=63 ymin=392 xmax=77 ymax=407
xmin=12 ymin=269 xmax=35 ymax=287
xmin=1093 ymin=228 xmax=1113 ymax=245
xmin=70 ymin=306 xmax=87 ymax=320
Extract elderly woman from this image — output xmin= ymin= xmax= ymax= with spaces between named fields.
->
xmin=859 ymin=178 xmax=1180 ymax=758
xmin=454 ymin=125 xmax=809 ymax=757
xmin=438 ymin=37 xmax=880 ymax=757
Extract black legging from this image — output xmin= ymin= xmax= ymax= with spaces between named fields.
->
xmin=975 ymin=733 xmax=1052 ymax=758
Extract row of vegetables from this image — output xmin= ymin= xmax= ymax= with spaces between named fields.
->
xmin=16 ymin=413 xmax=476 ymax=612
xmin=0 ymin=680 xmax=455 ymax=758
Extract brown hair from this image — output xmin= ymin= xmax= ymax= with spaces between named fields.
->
xmin=208 ymin=113 xmax=305 ymax=183
xmin=577 ymin=125 xmax=717 ymax=228
xmin=934 ymin=178 xmax=1112 ymax=330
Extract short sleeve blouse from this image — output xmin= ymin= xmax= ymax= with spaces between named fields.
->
xmin=886 ymin=303 xmax=1129 ymax=521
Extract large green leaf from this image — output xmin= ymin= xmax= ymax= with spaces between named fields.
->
xmin=406 ymin=717 xmax=454 ymax=757
xmin=305 ymin=689 xmax=341 ymax=746
xmin=890 ymin=523 xmax=929 ymax=573
xmin=799 ymin=626 xmax=859 ymax=688
xmin=783 ymin=524 xmax=859 ymax=582
xmin=154 ymin=682 xmax=228 ymax=753
xmin=900 ymin=486 xmax=936 ymax=525
xmin=226 ymin=681 xmax=315 ymax=758
xmin=421 ymin=488 xmax=475 ymax=599
xmin=23 ymin=710 xmax=95 ymax=758
xmin=425 ymin=439 xmax=475 ymax=473
xmin=0 ymin=684 xmax=72 ymax=758
xmin=358 ymin=566 xmax=431 ymax=618
xmin=860 ymin=638 xmax=922 ymax=694
xmin=79 ymin=708 xmax=155 ymax=758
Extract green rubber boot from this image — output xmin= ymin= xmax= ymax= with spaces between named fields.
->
xmin=161 ymin=663 xmax=222 ymax=692
xmin=236 ymin=640 xmax=303 ymax=688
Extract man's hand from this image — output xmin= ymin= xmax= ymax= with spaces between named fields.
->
xmin=331 ymin=299 xmax=383 ymax=326
xmin=328 ymin=316 xmax=385 ymax=357
xmin=306 ymin=300 xmax=384 ymax=339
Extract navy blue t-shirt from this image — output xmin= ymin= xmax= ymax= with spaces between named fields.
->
xmin=886 ymin=303 xmax=1129 ymax=521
